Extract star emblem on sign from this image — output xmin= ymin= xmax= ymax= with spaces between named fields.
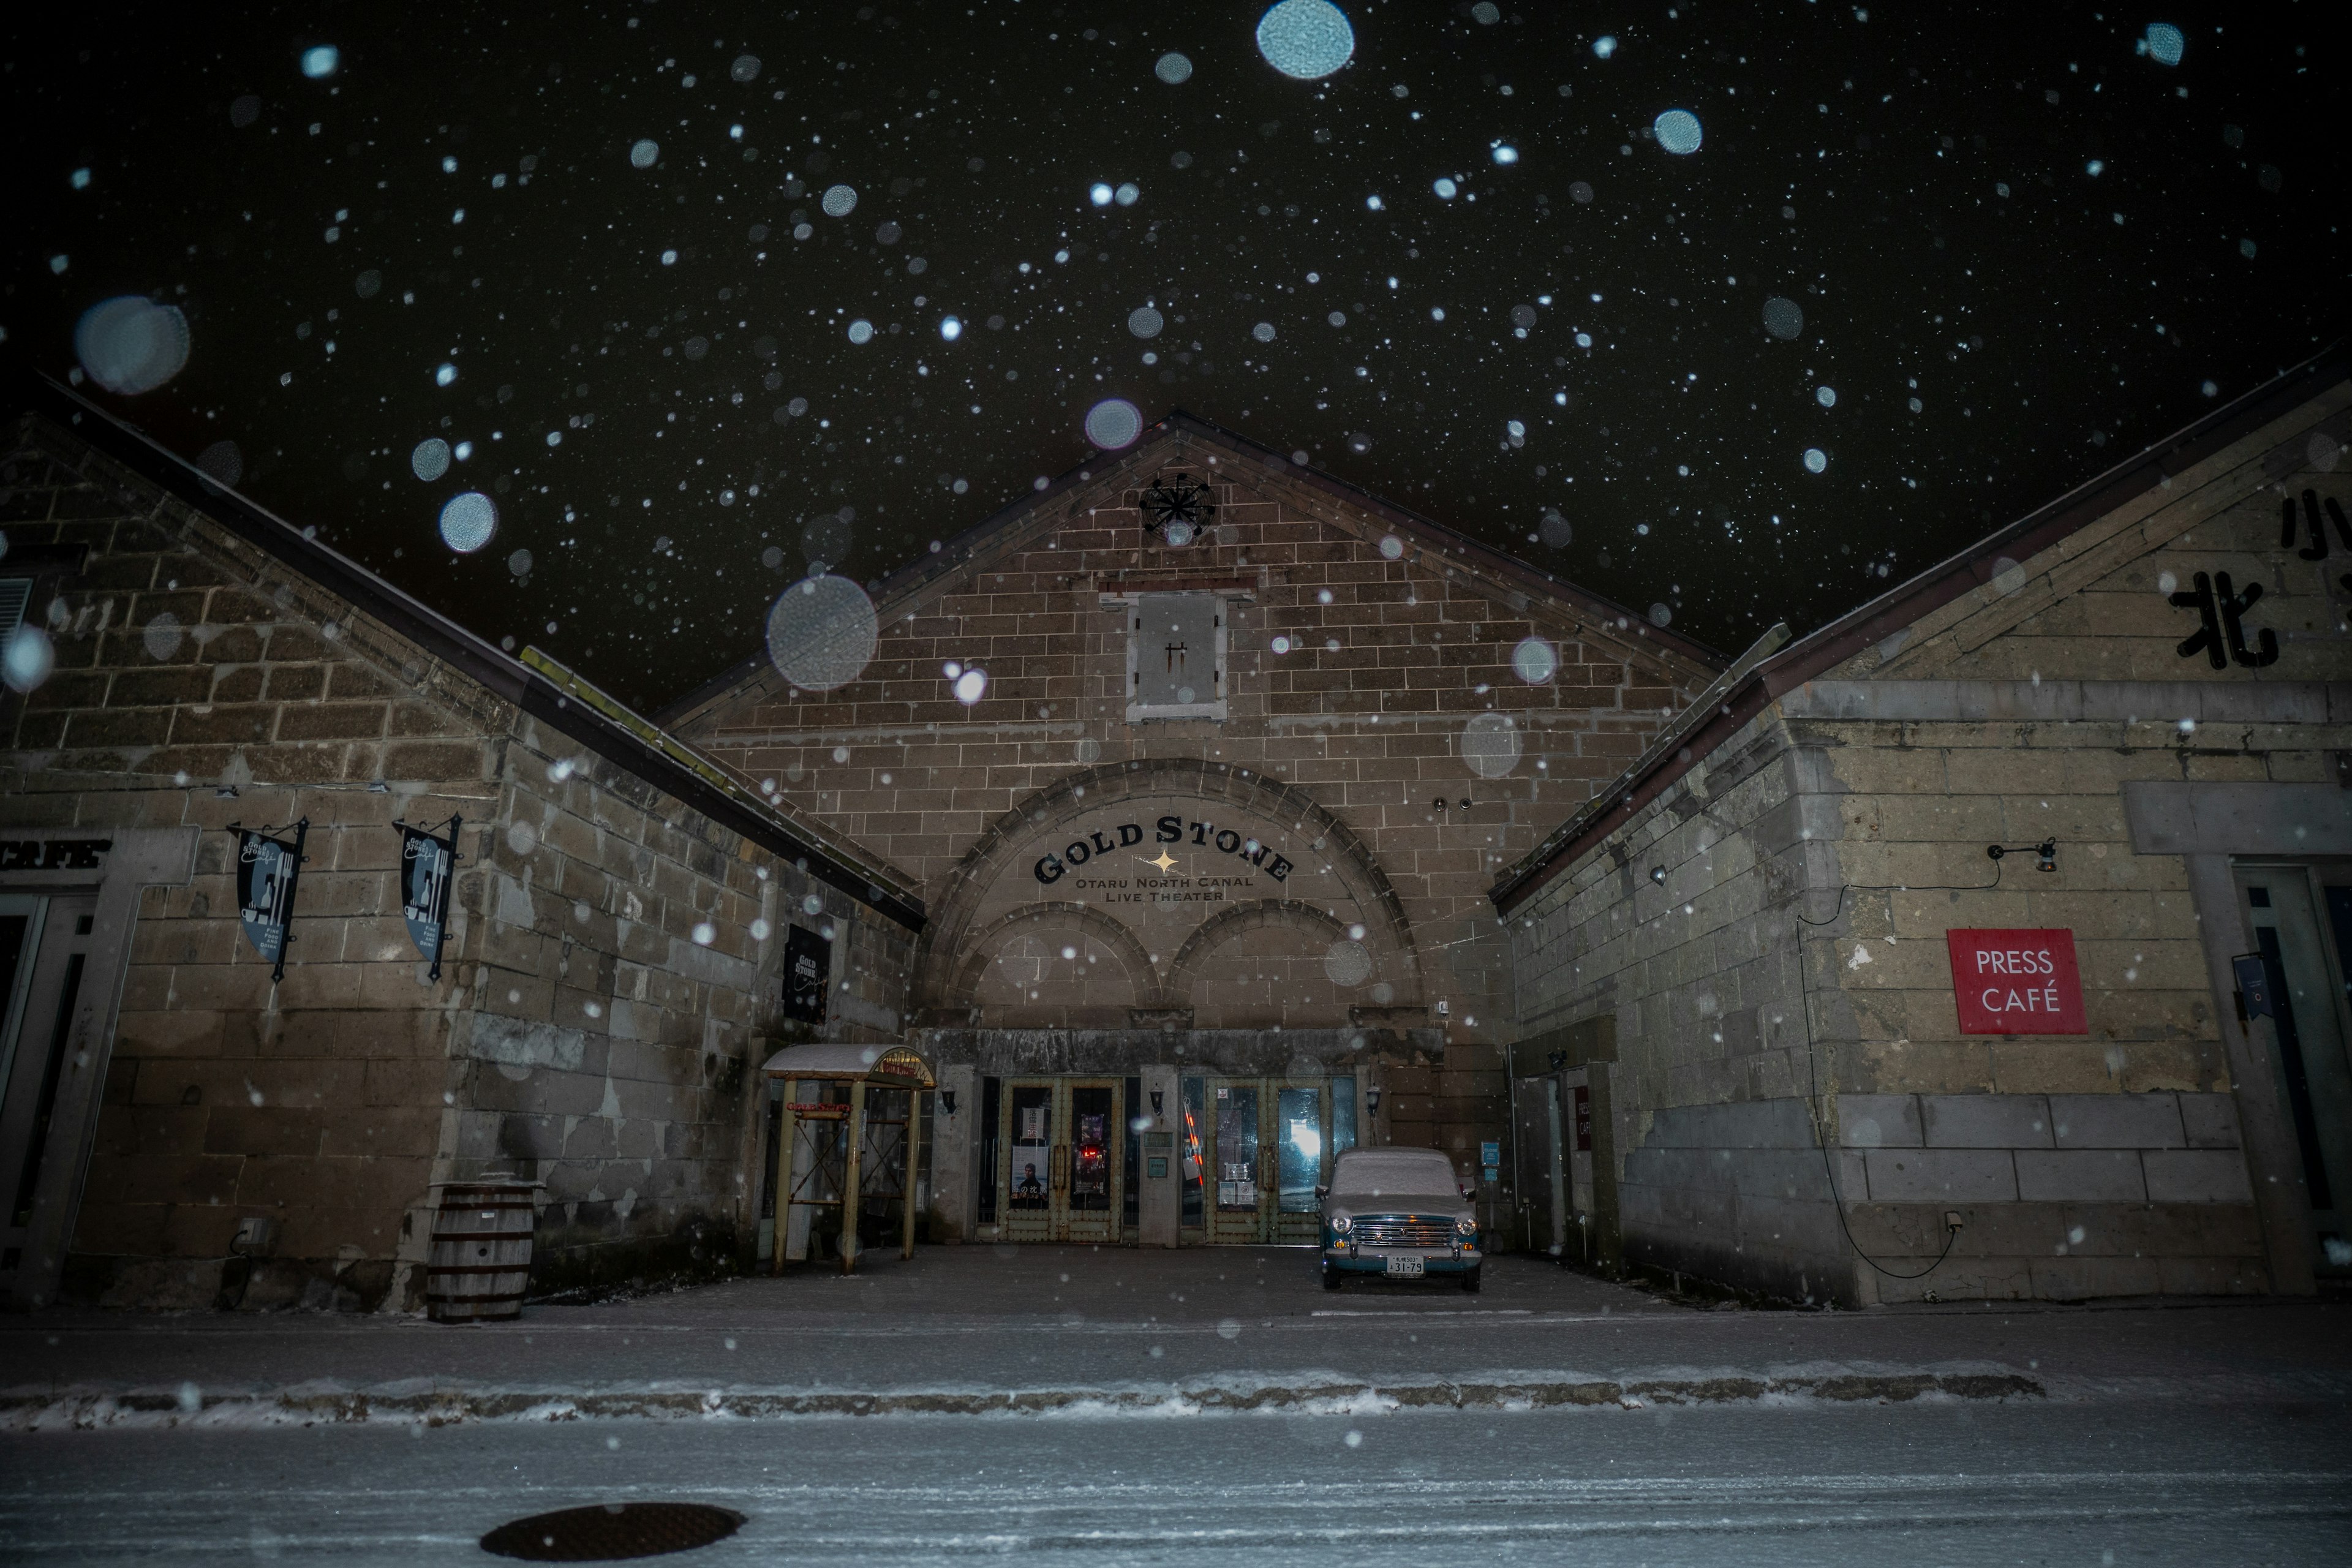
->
xmin=1145 ymin=850 xmax=1178 ymax=873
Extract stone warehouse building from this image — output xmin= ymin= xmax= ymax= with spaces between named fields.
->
xmin=18 ymin=342 xmax=2342 ymax=1315
xmin=1495 ymin=349 xmax=2352 ymax=1304
xmin=663 ymin=415 xmax=1719 ymax=1248
xmin=0 ymin=374 xmax=920 ymax=1311
xmin=2 ymin=375 xmax=1717 ymax=1307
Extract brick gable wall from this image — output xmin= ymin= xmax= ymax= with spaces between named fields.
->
xmin=1 ymin=418 xmax=913 ymax=1309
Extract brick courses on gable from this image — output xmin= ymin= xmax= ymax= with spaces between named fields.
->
xmin=1 ymin=388 xmax=918 ymax=1312
xmin=668 ymin=419 xmax=1719 ymax=1188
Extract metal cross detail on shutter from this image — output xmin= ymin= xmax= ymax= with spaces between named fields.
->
xmin=1129 ymin=592 xmax=1223 ymax=716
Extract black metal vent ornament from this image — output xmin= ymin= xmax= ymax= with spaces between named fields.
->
xmin=1139 ymin=471 xmax=1216 ymax=548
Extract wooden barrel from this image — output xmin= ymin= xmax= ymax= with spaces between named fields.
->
xmin=424 ymin=1181 xmax=538 ymax=1323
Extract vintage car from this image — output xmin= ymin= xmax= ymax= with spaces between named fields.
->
xmin=1317 ymin=1146 xmax=1482 ymax=1291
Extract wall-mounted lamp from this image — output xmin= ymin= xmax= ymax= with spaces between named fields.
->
xmin=938 ymin=1090 xmax=957 ymax=1117
xmin=1986 ymin=839 xmax=2059 ymax=873
xmin=1648 ymin=865 xmax=1667 ymax=885
xmin=1365 ymin=1086 xmax=1382 ymax=1114
xmin=1149 ymin=1089 xmax=1164 ymax=1115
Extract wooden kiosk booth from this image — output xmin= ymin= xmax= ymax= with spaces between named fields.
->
xmin=762 ymin=1042 xmax=934 ymax=1275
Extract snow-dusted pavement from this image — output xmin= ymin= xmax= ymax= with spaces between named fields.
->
xmin=4 ymin=1250 xmax=2348 ymax=1560
xmin=6 ymin=1400 xmax=2348 ymax=1563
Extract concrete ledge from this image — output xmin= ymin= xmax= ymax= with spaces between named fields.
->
xmin=1838 ymin=1095 xmax=1923 ymax=1148
xmin=1782 ymin=679 xmax=2346 ymax=727
xmin=2050 ymin=1094 xmax=2186 ymax=1150
xmin=1921 ymin=1094 xmax=2052 ymax=1150
xmin=2017 ymin=1150 xmax=2147 ymax=1204
xmin=2122 ymin=781 xmax=2352 ymax=858
xmin=0 ymin=1369 xmax=2049 ymax=1431
xmin=2179 ymin=1095 xmax=2244 ymax=1150
xmin=2144 ymin=1149 xmax=2256 ymax=1204
xmin=1863 ymin=1149 xmax=2018 ymax=1202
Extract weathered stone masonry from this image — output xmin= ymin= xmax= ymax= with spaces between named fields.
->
xmin=666 ymin=417 xmax=1720 ymax=1218
xmin=1495 ymin=357 xmax=2352 ymax=1304
xmin=0 ymin=385 xmax=918 ymax=1311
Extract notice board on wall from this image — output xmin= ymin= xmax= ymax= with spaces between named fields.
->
xmin=1945 ymin=928 xmax=2087 ymax=1035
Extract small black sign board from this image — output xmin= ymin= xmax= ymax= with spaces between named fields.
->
xmin=782 ymin=924 xmax=830 ymax=1025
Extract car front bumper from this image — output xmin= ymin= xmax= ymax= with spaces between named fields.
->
xmin=1324 ymin=1247 xmax=1480 ymax=1275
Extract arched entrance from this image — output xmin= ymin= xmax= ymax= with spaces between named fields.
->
xmin=910 ymin=758 xmax=1435 ymax=1246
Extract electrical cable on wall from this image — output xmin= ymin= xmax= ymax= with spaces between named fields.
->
xmin=1779 ymin=839 xmax=2057 ymax=1280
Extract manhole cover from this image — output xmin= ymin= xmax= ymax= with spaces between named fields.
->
xmin=481 ymin=1503 xmax=745 ymax=1561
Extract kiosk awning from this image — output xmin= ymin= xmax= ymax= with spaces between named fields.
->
xmin=760 ymin=1041 xmax=935 ymax=1088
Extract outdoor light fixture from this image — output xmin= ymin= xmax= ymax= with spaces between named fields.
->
xmin=1649 ymin=865 xmax=1667 ymax=884
xmin=1150 ymin=1089 xmax=1164 ymax=1115
xmin=1365 ymin=1087 xmax=1382 ymax=1114
xmin=1139 ymin=470 xmax=1216 ymax=548
xmin=939 ymin=1090 xmax=957 ymax=1117
xmin=1986 ymin=839 xmax=2059 ymax=873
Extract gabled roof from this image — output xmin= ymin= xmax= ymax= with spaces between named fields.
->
xmin=5 ymin=364 xmax=924 ymax=930
xmin=656 ymin=409 xmax=1726 ymax=729
xmin=1489 ymin=335 xmax=2352 ymax=915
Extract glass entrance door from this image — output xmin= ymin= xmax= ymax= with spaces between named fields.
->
xmin=1202 ymin=1077 xmax=1342 ymax=1244
xmin=0 ymin=895 xmax=96 ymax=1281
xmin=1207 ymin=1082 xmax=1264 ymax=1244
xmin=2239 ymin=868 xmax=2352 ymax=1280
xmin=996 ymin=1078 xmax=1124 ymax=1243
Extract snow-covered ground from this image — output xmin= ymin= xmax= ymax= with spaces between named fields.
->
xmin=4 ymin=1251 xmax=2346 ymax=1559
xmin=6 ymin=1400 xmax=2348 ymax=1563
xmin=6 ymin=1248 xmax=2346 ymax=1430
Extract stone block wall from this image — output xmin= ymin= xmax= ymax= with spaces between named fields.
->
xmin=1509 ymin=714 xmax=1840 ymax=1299
xmin=2 ymin=417 xmax=914 ymax=1309
xmin=1502 ymin=390 xmax=2350 ymax=1303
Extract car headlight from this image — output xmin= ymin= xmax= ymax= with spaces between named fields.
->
xmin=1455 ymin=1216 xmax=1477 ymax=1236
xmin=1330 ymin=1215 xmax=1352 ymax=1234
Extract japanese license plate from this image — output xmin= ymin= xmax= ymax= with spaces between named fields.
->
xmin=1384 ymin=1256 xmax=1424 ymax=1278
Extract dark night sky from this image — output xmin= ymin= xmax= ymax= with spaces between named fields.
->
xmin=6 ymin=2 xmax=2341 ymax=706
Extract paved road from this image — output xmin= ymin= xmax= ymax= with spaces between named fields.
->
xmin=6 ymin=1397 xmax=2348 ymax=1564
xmin=9 ymin=1251 xmax=2350 ymax=1562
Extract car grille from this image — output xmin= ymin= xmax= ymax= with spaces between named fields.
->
xmin=1352 ymin=1216 xmax=1457 ymax=1249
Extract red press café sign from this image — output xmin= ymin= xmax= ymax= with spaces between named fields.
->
xmin=1945 ymin=929 xmax=2088 ymax=1035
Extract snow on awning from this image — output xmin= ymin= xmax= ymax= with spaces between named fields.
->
xmin=760 ymin=1041 xmax=933 ymax=1088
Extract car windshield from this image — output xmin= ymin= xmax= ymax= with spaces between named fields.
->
xmin=1328 ymin=1150 xmax=1460 ymax=1197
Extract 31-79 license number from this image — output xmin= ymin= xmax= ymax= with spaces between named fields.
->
xmin=1384 ymin=1256 xmax=1425 ymax=1278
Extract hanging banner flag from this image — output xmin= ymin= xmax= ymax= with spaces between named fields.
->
xmin=233 ymin=820 xmax=309 ymax=981
xmin=398 ymin=816 xmax=461 ymax=979
xmin=782 ymin=924 xmax=831 ymax=1024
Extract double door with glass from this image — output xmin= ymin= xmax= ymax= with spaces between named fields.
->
xmin=1 ymin=894 xmax=99 ymax=1287
xmin=997 ymin=1077 xmax=1123 ymax=1243
xmin=2239 ymin=866 xmax=2352 ymax=1281
xmin=1186 ymin=1076 xmax=1352 ymax=1245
